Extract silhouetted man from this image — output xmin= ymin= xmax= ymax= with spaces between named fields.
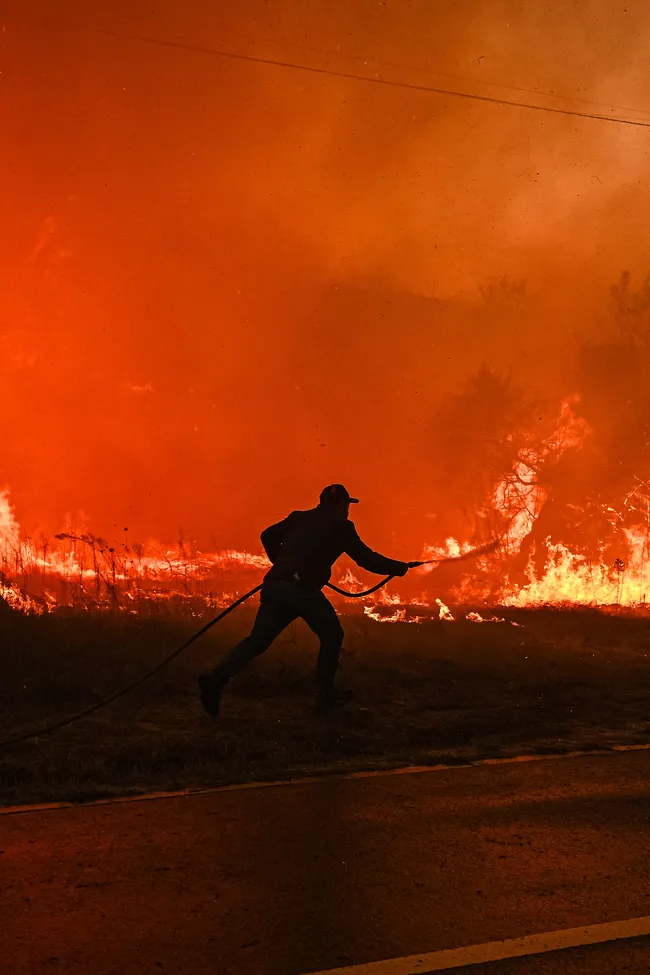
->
xmin=198 ymin=484 xmax=418 ymax=715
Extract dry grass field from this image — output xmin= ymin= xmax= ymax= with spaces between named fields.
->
xmin=1 ymin=602 xmax=649 ymax=806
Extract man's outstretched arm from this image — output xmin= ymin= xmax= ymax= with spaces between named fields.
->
xmin=344 ymin=523 xmax=410 ymax=577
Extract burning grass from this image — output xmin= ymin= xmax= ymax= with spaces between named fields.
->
xmin=1 ymin=604 xmax=650 ymax=806
xmin=2 ymin=388 xmax=650 ymax=617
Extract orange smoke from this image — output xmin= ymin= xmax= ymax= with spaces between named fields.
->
xmin=2 ymin=2 xmax=650 ymax=596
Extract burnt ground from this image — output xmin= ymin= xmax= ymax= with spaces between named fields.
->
xmin=0 ymin=604 xmax=649 ymax=806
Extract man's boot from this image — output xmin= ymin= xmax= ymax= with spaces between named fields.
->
xmin=198 ymin=673 xmax=228 ymax=717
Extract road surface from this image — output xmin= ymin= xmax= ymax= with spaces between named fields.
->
xmin=3 ymin=750 xmax=650 ymax=974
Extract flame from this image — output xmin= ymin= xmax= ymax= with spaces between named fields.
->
xmin=0 ymin=583 xmax=49 ymax=615
xmin=435 ymin=597 xmax=455 ymax=621
xmin=501 ymin=533 xmax=649 ymax=608
xmin=0 ymin=391 xmax=649 ymax=619
xmin=0 ymin=489 xmax=20 ymax=547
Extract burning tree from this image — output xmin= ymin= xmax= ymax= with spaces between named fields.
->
xmin=432 ymin=366 xmax=540 ymax=534
xmin=431 ymin=366 xmax=588 ymax=552
xmin=428 ymin=365 xmax=592 ymax=600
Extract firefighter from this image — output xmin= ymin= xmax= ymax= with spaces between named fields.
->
xmin=198 ymin=484 xmax=419 ymax=714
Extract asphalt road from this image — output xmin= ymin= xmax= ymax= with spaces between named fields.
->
xmin=3 ymin=750 xmax=650 ymax=975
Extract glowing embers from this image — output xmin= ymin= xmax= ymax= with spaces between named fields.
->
xmin=465 ymin=611 xmax=505 ymax=623
xmin=362 ymin=595 xmax=455 ymax=623
xmin=363 ymin=606 xmax=425 ymax=623
xmin=363 ymin=596 xmax=455 ymax=623
xmin=362 ymin=602 xmax=520 ymax=625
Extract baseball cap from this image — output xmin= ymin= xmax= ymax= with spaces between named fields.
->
xmin=319 ymin=484 xmax=360 ymax=505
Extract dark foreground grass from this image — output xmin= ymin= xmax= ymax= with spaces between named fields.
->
xmin=1 ymin=604 xmax=649 ymax=806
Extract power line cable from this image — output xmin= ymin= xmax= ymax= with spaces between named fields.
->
xmin=41 ymin=20 xmax=650 ymax=130
xmin=12 ymin=9 xmax=648 ymax=118
xmin=232 ymin=30 xmax=650 ymax=122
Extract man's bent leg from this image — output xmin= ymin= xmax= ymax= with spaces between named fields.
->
xmin=199 ymin=590 xmax=297 ymax=716
xmin=212 ymin=591 xmax=297 ymax=684
xmin=298 ymin=591 xmax=345 ymax=691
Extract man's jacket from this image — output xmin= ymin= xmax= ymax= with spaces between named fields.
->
xmin=261 ymin=505 xmax=408 ymax=590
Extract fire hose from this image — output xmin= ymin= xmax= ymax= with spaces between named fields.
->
xmin=0 ymin=540 xmax=498 ymax=748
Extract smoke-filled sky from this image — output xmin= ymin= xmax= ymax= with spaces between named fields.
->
xmin=2 ymin=1 xmax=650 ymax=555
